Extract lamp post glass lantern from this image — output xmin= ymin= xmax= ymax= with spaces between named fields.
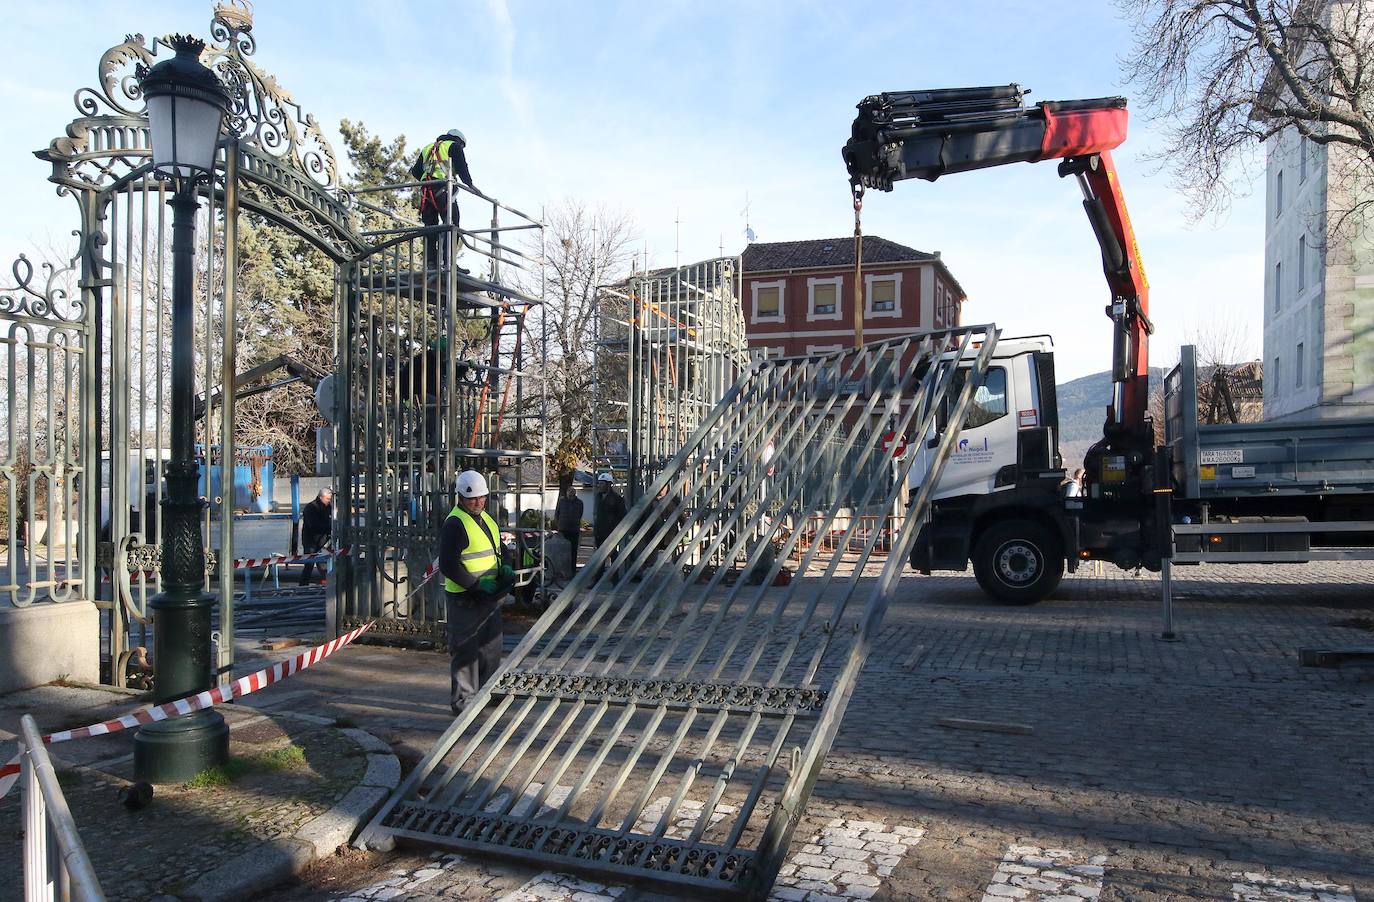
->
xmin=132 ymin=34 xmax=233 ymax=784
xmin=142 ymin=35 xmax=229 ymax=181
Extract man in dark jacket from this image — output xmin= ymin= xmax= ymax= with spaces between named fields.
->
xmin=554 ymin=485 xmax=584 ymax=559
xmin=592 ymin=474 xmax=626 ymax=548
xmin=299 ymin=488 xmax=333 ymax=585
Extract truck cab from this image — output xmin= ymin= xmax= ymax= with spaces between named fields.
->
xmin=910 ymin=336 xmax=1075 ymax=603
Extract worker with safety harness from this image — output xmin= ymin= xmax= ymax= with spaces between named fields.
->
xmin=439 ymin=470 xmax=515 ymax=715
xmin=409 ymin=128 xmax=478 ymax=273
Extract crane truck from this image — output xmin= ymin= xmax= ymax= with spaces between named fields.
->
xmin=843 ymin=85 xmax=1374 ymax=603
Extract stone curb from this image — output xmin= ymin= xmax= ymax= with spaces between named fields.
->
xmin=178 ymin=708 xmax=399 ymax=902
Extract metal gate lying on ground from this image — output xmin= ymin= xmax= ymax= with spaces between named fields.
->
xmin=361 ymin=325 xmax=997 ymax=898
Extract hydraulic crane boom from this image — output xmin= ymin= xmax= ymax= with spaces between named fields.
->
xmin=843 ymin=84 xmax=1153 ymax=453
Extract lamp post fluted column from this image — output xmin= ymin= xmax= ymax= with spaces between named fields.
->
xmin=132 ymin=34 xmax=232 ymax=783
xmin=132 ymin=186 xmax=229 ymax=783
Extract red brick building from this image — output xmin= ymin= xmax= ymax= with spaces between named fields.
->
xmin=739 ymin=236 xmax=965 ymax=359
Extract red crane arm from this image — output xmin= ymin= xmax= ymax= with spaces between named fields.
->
xmin=844 ymin=85 xmax=1153 ymax=439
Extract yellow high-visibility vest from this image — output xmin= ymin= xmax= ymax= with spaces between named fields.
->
xmin=419 ymin=140 xmax=456 ymax=181
xmin=444 ymin=505 xmax=499 ymax=594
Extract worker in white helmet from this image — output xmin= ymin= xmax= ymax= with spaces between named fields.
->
xmin=439 ymin=469 xmax=512 ymax=714
xmin=409 ymin=127 xmax=478 ymax=272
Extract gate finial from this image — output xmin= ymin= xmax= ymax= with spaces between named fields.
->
xmin=213 ymin=0 xmax=254 ymax=34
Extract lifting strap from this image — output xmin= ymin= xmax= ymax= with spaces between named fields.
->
xmin=851 ymin=182 xmax=865 ymax=348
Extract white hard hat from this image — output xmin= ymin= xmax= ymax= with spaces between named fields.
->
xmin=445 ymin=128 xmax=466 ymax=145
xmin=456 ymin=470 xmax=489 ymax=498
xmin=597 ymin=472 xmax=614 ymax=483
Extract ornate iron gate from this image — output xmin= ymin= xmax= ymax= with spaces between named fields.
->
xmin=26 ymin=5 xmax=378 ymax=684
xmin=362 ymin=326 xmax=996 ymax=898
xmin=593 ymin=257 xmax=750 ymax=502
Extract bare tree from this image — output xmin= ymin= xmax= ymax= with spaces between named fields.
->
xmin=526 ymin=200 xmax=637 ymax=483
xmin=1147 ymin=316 xmax=1262 ymax=440
xmin=1187 ymin=317 xmax=1265 ymax=422
xmin=1120 ymin=0 xmax=1374 ymax=225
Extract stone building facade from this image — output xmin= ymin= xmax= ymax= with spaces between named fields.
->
xmin=739 ymin=236 xmax=965 ymax=360
xmin=1262 ymin=121 xmax=1374 ymax=420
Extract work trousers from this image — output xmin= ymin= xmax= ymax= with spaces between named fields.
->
xmin=445 ymin=590 xmax=502 ymax=715
xmin=422 ymin=189 xmax=462 ymax=268
xmin=559 ymin=529 xmax=580 ymax=561
xmin=299 ymin=535 xmax=327 ymax=585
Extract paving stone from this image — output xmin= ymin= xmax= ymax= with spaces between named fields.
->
xmin=239 ymin=562 xmax=1374 ymax=902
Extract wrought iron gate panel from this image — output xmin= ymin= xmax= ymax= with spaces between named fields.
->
xmin=0 ymin=256 xmax=88 ymax=608
xmin=363 ymin=326 xmax=997 ymax=897
xmin=336 ymin=190 xmax=546 ymax=640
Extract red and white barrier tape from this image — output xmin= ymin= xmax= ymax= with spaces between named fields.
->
xmin=109 ymin=545 xmax=353 ymax=582
xmin=0 ymin=620 xmax=373 ymax=800
xmin=231 ymin=544 xmax=350 ymax=570
xmin=401 ymin=558 xmax=443 ymax=602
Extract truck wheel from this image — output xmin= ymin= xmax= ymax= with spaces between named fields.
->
xmin=972 ymin=519 xmax=1063 ymax=605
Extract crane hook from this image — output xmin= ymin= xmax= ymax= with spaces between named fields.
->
xmin=851 ymin=181 xmax=865 ymax=348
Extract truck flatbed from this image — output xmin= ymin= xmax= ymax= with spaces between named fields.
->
xmin=1166 ymin=347 xmax=1374 ymax=500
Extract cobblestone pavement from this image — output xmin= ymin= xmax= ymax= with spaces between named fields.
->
xmin=255 ymin=561 xmax=1374 ymax=901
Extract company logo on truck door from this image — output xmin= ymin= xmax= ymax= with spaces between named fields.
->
xmin=952 ymin=436 xmax=994 ymax=464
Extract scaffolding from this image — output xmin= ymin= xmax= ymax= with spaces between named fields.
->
xmin=334 ymin=169 xmax=548 ymax=640
xmin=593 ymin=257 xmax=749 ymax=502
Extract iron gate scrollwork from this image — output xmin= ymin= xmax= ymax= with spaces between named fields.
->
xmin=0 ymin=255 xmax=87 ymax=608
xmin=362 ymin=326 xmax=997 ymax=898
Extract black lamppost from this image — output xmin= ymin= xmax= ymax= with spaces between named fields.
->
xmin=133 ymin=35 xmax=232 ymax=783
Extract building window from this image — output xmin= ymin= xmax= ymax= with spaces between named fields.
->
xmin=1271 ymin=356 xmax=1281 ymax=396
xmin=869 ymin=349 xmax=900 ymax=387
xmin=749 ymin=345 xmax=786 ymax=362
xmin=865 ymin=273 xmax=902 ymax=318
xmin=751 ymin=280 xmax=784 ymax=323
xmin=1297 ymin=236 xmax=1306 ymax=292
xmin=1299 ymin=136 xmax=1308 ymax=182
xmin=1275 ymin=169 xmax=1283 ymax=218
xmin=807 ymin=277 xmax=842 ymax=321
xmin=1273 ymin=261 xmax=1282 ymax=313
xmin=807 ymin=343 xmax=843 ymax=355
xmin=935 ymin=279 xmax=960 ymax=329
xmin=1295 ymin=342 xmax=1305 ymax=388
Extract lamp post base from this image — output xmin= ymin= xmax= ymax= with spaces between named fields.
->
xmin=133 ymin=710 xmax=229 ymax=783
xmin=133 ymin=584 xmax=229 ymax=783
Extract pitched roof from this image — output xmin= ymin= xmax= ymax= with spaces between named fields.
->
xmin=741 ymin=236 xmax=937 ymax=272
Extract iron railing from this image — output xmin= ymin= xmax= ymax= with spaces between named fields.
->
xmin=19 ymin=714 xmax=105 ymax=902
xmin=361 ymin=326 xmax=997 ymax=898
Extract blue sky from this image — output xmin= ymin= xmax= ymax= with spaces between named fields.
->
xmin=2 ymin=0 xmax=1265 ymax=380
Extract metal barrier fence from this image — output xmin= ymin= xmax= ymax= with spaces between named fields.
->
xmin=790 ymin=513 xmax=895 ymax=564
xmin=19 ymin=714 xmax=105 ymax=902
xmin=361 ymin=326 xmax=997 ymax=898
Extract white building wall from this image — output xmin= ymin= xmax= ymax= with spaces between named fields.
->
xmin=1318 ymin=139 xmax=1374 ymax=415
xmin=1262 ymin=127 xmax=1326 ymax=419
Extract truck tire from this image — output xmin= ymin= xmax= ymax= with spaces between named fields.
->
xmin=972 ymin=519 xmax=1063 ymax=605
